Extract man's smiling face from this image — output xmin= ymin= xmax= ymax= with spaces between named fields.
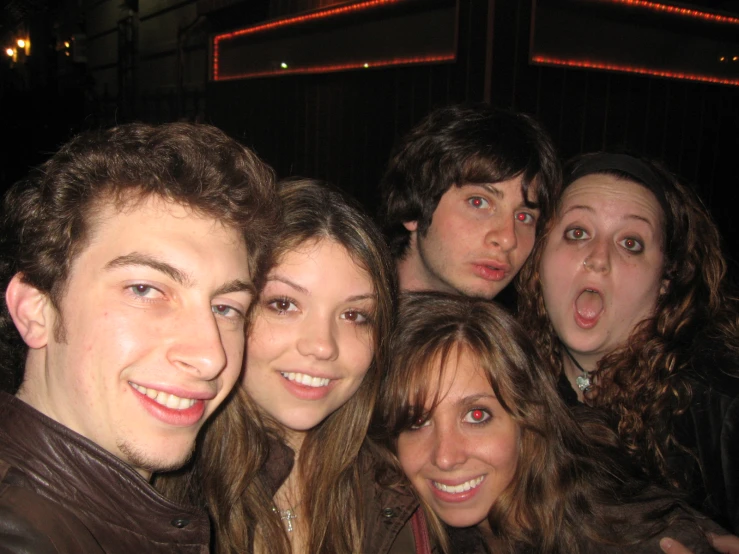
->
xmin=20 ymin=194 xmax=252 ymax=479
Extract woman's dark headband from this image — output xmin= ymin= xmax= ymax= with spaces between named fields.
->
xmin=565 ymin=153 xmax=670 ymax=219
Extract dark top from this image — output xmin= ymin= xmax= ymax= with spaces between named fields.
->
xmin=557 ymin=364 xmax=739 ymax=533
xmin=260 ymin=438 xmax=427 ymax=554
xmin=0 ymin=392 xmax=210 ymax=553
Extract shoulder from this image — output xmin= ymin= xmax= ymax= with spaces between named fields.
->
xmin=0 ymin=463 xmax=103 ymax=553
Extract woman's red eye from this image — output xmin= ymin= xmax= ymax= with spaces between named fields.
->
xmin=471 ymin=409 xmax=484 ymax=421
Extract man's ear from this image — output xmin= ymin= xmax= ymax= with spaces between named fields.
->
xmin=403 ymin=221 xmax=418 ymax=232
xmin=5 ymin=274 xmax=51 ymax=349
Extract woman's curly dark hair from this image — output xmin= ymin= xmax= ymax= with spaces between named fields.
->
xmin=517 ymin=152 xmax=739 ymax=488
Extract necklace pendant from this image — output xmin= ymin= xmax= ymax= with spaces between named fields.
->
xmin=273 ymin=507 xmax=297 ymax=532
xmin=576 ymin=373 xmax=591 ymax=392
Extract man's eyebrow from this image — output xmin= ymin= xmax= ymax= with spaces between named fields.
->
xmin=214 ymin=279 xmax=255 ymax=298
xmin=479 ymin=184 xmax=504 ymax=198
xmin=104 ymin=253 xmax=193 ymax=286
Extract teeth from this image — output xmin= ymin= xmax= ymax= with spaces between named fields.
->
xmin=432 ymin=476 xmax=485 ymax=494
xmin=130 ymin=383 xmax=197 ymax=410
xmin=280 ymin=372 xmax=331 ymax=388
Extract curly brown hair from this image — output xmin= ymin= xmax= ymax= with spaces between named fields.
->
xmin=516 ymin=152 xmax=739 ymax=488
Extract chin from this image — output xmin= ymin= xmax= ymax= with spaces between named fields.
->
xmin=436 ymin=508 xmax=489 ymax=529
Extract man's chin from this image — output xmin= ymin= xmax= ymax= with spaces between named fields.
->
xmin=118 ymin=439 xmax=195 ymax=478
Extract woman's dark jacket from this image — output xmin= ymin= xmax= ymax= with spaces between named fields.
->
xmin=558 ymin=357 xmax=739 ymax=533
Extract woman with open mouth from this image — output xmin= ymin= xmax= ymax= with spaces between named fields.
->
xmin=517 ymin=152 xmax=739 ymax=538
xmin=377 ymin=291 xmax=723 ymax=554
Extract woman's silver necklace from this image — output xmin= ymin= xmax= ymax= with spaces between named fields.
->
xmin=563 ymin=346 xmax=593 ymax=393
xmin=272 ymin=506 xmax=298 ymax=532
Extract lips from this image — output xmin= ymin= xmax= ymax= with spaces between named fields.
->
xmin=574 ymin=288 xmax=604 ymax=328
xmin=432 ymin=476 xmax=484 ymax=494
xmin=280 ymin=371 xmax=331 ymax=388
xmin=130 ymin=383 xmax=197 ymax=410
xmin=472 ymin=261 xmax=511 ymax=282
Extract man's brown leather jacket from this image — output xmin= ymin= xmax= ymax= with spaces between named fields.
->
xmin=0 ymin=393 xmax=210 ymax=553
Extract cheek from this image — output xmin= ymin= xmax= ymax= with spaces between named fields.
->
xmin=397 ymin=435 xmax=425 ymax=478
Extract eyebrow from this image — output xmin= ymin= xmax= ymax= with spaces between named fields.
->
xmin=468 ymin=183 xmax=540 ymax=209
xmin=266 ymin=275 xmax=376 ymax=303
xmin=105 ymin=252 xmax=254 ymax=296
xmin=562 ymin=205 xmax=655 ymax=229
xmin=105 ymin=253 xmax=193 ymax=286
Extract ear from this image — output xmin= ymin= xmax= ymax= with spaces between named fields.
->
xmin=5 ymin=274 xmax=51 ymax=349
xmin=403 ymin=221 xmax=418 ymax=232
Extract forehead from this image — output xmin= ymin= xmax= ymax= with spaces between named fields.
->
xmin=418 ymin=346 xmax=491 ymax=401
xmin=561 ymin=174 xmax=663 ymax=222
xmin=272 ymin=238 xmax=372 ymax=288
xmin=77 ymin=195 xmax=246 ymax=266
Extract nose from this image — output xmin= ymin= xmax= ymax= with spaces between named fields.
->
xmin=431 ymin=422 xmax=467 ymax=470
xmin=583 ymin=239 xmax=610 ymax=274
xmin=296 ymin=313 xmax=339 ymax=361
xmin=486 ymin=214 xmax=517 ymax=252
xmin=168 ymin=305 xmax=228 ymax=379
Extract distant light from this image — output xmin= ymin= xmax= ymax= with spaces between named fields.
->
xmin=17 ymin=39 xmax=25 ymax=48
xmin=363 ymin=63 xmax=369 ymax=68
xmin=280 ymin=62 xmax=288 ymax=69
xmin=5 ymin=48 xmax=13 ymax=57
xmin=734 ymin=56 xmax=738 ymax=61
xmin=65 ymin=51 xmax=70 ymax=57
xmin=64 ymin=41 xmax=70 ymax=48
xmin=720 ymin=56 xmax=726 ymax=61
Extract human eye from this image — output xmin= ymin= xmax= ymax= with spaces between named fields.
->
xmin=408 ymin=415 xmax=431 ymax=431
xmin=265 ymin=297 xmax=297 ymax=315
xmin=515 ymin=211 xmax=536 ymax=225
xmin=564 ymin=227 xmax=589 ymax=241
xmin=341 ymin=308 xmax=372 ymax=325
xmin=467 ymin=196 xmax=490 ymax=209
xmin=127 ymin=284 xmax=164 ymax=299
xmin=463 ymin=408 xmax=491 ymax=424
xmin=211 ymin=303 xmax=244 ymax=320
xmin=619 ymin=237 xmax=644 ymax=253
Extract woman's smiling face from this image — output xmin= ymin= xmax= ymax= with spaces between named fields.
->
xmin=242 ymin=238 xmax=376 ymax=439
xmin=540 ymin=174 xmax=666 ymax=368
xmin=397 ymin=348 xmax=519 ymax=529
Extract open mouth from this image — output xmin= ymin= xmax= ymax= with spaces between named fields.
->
xmin=432 ymin=476 xmax=485 ymax=494
xmin=130 ymin=383 xmax=197 ymax=410
xmin=280 ymin=372 xmax=331 ymax=388
xmin=575 ymin=288 xmax=604 ymax=325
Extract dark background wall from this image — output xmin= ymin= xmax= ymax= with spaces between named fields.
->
xmin=205 ymin=0 xmax=739 ymax=268
xmin=3 ymin=0 xmax=738 ymax=267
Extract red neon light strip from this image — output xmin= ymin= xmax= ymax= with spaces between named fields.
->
xmin=602 ymin=0 xmax=739 ymax=25
xmin=532 ymin=55 xmax=739 ymax=87
xmin=215 ymin=54 xmax=456 ymax=81
xmin=213 ymin=0 xmax=407 ymax=80
xmin=215 ymin=0 xmax=401 ymax=43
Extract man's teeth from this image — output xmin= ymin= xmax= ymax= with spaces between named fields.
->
xmin=432 ymin=476 xmax=484 ymax=494
xmin=281 ymin=372 xmax=331 ymax=388
xmin=130 ymin=383 xmax=196 ymax=410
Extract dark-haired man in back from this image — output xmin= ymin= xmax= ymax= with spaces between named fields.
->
xmin=379 ymin=104 xmax=561 ymax=299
